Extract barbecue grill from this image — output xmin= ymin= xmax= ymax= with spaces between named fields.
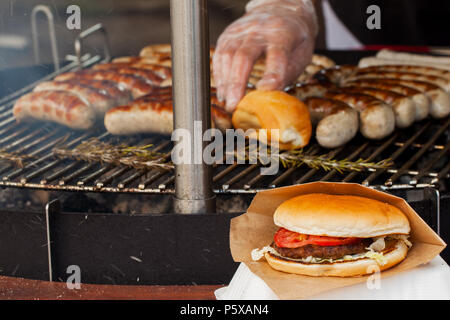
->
xmin=0 ymin=3 xmax=448 ymax=286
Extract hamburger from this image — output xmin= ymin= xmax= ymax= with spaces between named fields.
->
xmin=252 ymin=193 xmax=412 ymax=277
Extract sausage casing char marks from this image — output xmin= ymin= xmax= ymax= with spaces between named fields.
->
xmin=104 ymin=92 xmax=231 ymax=136
xmin=93 ymin=62 xmax=172 ymax=79
xmin=294 ymin=83 xmax=395 ymax=142
xmin=357 ymin=64 xmax=450 ymax=81
xmin=303 ymin=97 xmax=359 ymax=148
xmin=351 ymin=70 xmax=450 ymax=93
xmin=339 ymin=86 xmax=415 ymax=128
xmin=54 ymin=70 xmax=156 ymax=99
xmin=70 ymin=78 xmax=132 ymax=104
xmin=343 ymin=78 xmax=430 ymax=121
xmin=33 ymin=80 xmax=119 ymax=115
xmin=345 ymin=76 xmax=450 ymax=119
xmin=13 ymin=90 xmax=96 ymax=129
xmin=324 ymin=91 xmax=396 ymax=140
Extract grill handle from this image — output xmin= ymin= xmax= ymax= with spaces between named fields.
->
xmin=170 ymin=0 xmax=216 ymax=214
xmin=31 ymin=5 xmax=60 ymax=72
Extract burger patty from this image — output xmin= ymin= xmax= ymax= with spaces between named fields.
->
xmin=272 ymin=239 xmax=372 ymax=260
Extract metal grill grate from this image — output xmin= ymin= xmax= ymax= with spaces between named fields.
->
xmin=0 ymin=59 xmax=449 ymax=195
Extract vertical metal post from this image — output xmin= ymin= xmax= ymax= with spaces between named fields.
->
xmin=170 ymin=0 xmax=216 ymax=213
xmin=45 ymin=199 xmax=60 ymax=282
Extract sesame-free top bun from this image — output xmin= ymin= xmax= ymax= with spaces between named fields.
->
xmin=274 ymin=193 xmax=410 ymax=238
xmin=265 ymin=239 xmax=408 ymax=277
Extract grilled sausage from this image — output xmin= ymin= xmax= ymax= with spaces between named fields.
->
xmin=324 ymin=92 xmax=395 ymax=140
xmin=292 ymin=83 xmax=337 ymax=100
xmin=55 ymin=70 xmax=155 ymax=99
xmin=94 ymin=67 xmax=164 ymax=86
xmin=13 ymin=90 xmax=96 ymax=129
xmin=112 ymin=56 xmax=172 ymax=67
xmin=316 ymin=65 xmax=357 ymax=85
xmin=351 ymin=70 xmax=450 ymax=93
xmin=33 ymin=80 xmax=119 ymax=115
xmin=104 ymin=96 xmax=231 ymax=135
xmin=339 ymin=86 xmax=415 ymax=128
xmin=69 ymin=79 xmax=132 ymax=104
xmin=93 ymin=62 xmax=172 ymax=79
xmin=343 ymin=79 xmax=430 ymax=121
xmin=311 ymin=55 xmax=336 ymax=69
xmin=376 ymin=49 xmax=450 ymax=69
xmin=303 ymin=97 xmax=359 ymax=148
xmin=93 ymin=67 xmax=164 ymax=86
xmin=358 ymin=57 xmax=450 ymax=73
xmin=139 ymin=44 xmax=172 ymax=57
xmin=345 ymin=77 xmax=450 ymax=119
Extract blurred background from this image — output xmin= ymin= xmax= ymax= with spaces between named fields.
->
xmin=0 ymin=0 xmax=450 ymax=70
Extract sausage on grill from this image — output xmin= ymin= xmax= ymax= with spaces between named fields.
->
xmin=324 ymin=92 xmax=396 ymax=140
xmin=303 ymin=97 xmax=359 ymax=148
xmin=316 ymin=65 xmax=357 ymax=85
xmin=55 ymin=70 xmax=155 ymax=98
xmin=345 ymin=77 xmax=450 ymax=119
xmin=343 ymin=79 xmax=430 ymax=121
xmin=357 ymin=62 xmax=450 ymax=80
xmin=93 ymin=62 xmax=172 ymax=79
xmin=112 ymin=56 xmax=172 ymax=67
xmin=95 ymin=67 xmax=165 ymax=86
xmin=104 ymin=96 xmax=231 ymax=135
xmin=351 ymin=70 xmax=450 ymax=93
xmin=339 ymin=86 xmax=415 ymax=128
xmin=292 ymin=83 xmax=336 ymax=100
xmin=33 ymin=80 xmax=119 ymax=115
xmin=13 ymin=90 xmax=96 ymax=129
xmin=69 ymin=78 xmax=132 ymax=104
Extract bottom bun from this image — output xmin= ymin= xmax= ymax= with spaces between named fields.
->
xmin=264 ymin=240 xmax=408 ymax=277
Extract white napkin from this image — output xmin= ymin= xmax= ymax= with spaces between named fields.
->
xmin=215 ymin=256 xmax=450 ymax=300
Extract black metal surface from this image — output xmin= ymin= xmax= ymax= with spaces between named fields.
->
xmin=0 ymin=187 xmax=444 ymax=285
xmin=0 ymin=189 xmax=243 ymax=285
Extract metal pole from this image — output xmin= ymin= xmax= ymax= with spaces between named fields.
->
xmin=170 ymin=0 xmax=216 ymax=213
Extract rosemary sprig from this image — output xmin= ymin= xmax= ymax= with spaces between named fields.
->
xmin=0 ymin=150 xmax=35 ymax=168
xmin=278 ymin=149 xmax=393 ymax=173
xmin=230 ymin=146 xmax=393 ymax=173
xmin=53 ymin=138 xmax=174 ymax=171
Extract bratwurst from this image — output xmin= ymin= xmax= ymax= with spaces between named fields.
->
xmin=13 ymin=90 xmax=96 ymax=129
xmin=104 ymin=95 xmax=231 ymax=135
xmin=303 ymin=97 xmax=359 ymax=148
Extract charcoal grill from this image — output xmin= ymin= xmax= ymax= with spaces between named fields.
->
xmin=0 ymin=4 xmax=448 ymax=286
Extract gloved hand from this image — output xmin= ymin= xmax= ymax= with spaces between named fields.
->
xmin=213 ymin=0 xmax=318 ymax=112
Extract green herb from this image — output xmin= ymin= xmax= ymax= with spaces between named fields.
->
xmin=53 ymin=138 xmax=173 ymax=171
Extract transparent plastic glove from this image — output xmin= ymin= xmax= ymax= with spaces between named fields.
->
xmin=213 ymin=0 xmax=318 ymax=112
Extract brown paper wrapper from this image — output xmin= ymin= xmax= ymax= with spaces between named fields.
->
xmin=230 ymin=182 xmax=446 ymax=300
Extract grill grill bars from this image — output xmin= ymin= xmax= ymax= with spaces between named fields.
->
xmin=0 ymin=60 xmax=449 ymax=195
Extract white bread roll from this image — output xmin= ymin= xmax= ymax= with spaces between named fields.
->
xmin=231 ymin=90 xmax=312 ymax=150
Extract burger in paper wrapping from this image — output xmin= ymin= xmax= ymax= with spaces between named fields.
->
xmin=229 ymin=182 xmax=446 ymax=300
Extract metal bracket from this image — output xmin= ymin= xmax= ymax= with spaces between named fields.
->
xmin=31 ymin=5 xmax=60 ymax=72
xmin=424 ymin=187 xmax=441 ymax=236
xmin=75 ymin=23 xmax=112 ymax=69
xmin=45 ymin=199 xmax=60 ymax=282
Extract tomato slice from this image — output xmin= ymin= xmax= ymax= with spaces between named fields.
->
xmin=274 ymin=228 xmax=360 ymax=248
